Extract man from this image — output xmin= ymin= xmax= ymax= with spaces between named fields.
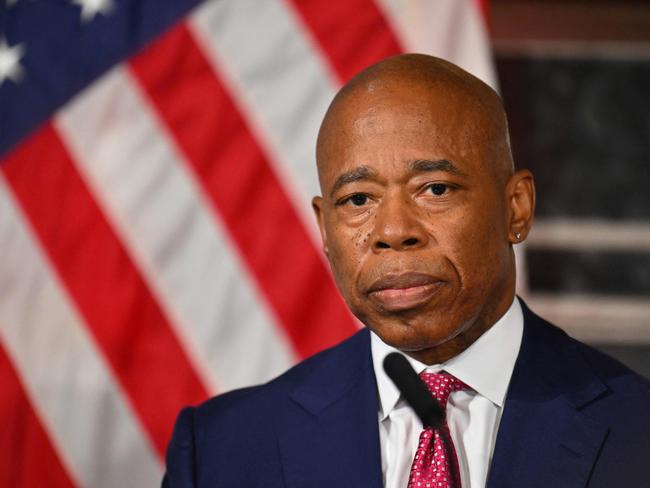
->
xmin=163 ymin=54 xmax=650 ymax=487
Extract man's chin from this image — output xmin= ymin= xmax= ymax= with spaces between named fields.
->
xmin=374 ymin=326 xmax=471 ymax=365
xmin=368 ymin=319 xmax=456 ymax=352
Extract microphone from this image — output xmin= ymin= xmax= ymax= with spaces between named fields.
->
xmin=383 ymin=352 xmax=461 ymax=488
xmin=382 ymin=352 xmax=444 ymax=429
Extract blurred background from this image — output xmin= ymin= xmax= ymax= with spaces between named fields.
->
xmin=491 ymin=0 xmax=650 ymax=377
xmin=0 ymin=0 xmax=648 ymax=486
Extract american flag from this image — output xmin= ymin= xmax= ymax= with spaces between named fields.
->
xmin=0 ymin=0 xmax=494 ymax=485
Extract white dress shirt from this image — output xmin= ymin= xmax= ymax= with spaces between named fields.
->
xmin=371 ymin=298 xmax=524 ymax=488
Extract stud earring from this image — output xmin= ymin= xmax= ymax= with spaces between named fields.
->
xmin=515 ymin=232 xmax=522 ymax=241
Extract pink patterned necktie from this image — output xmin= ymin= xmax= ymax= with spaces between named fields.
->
xmin=407 ymin=372 xmax=468 ymax=488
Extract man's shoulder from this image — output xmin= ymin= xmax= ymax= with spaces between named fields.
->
xmin=488 ymin=303 xmax=650 ymax=486
xmin=191 ymin=327 xmax=371 ymax=428
xmin=528 ymin=309 xmax=650 ymax=482
xmin=571 ymin=332 xmax=650 ymax=394
xmin=164 ymin=328 xmax=378 ymax=486
xmin=522 ymin=302 xmax=650 ymax=413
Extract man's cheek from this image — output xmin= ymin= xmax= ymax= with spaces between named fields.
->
xmin=327 ymin=244 xmax=352 ymax=289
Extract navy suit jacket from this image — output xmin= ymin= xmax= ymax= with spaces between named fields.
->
xmin=163 ymin=303 xmax=650 ymax=487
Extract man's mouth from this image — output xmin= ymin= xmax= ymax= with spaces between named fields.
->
xmin=367 ymin=272 xmax=444 ymax=312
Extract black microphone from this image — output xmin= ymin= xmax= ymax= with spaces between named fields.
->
xmin=383 ymin=352 xmax=461 ymax=488
xmin=382 ymin=352 xmax=444 ymax=429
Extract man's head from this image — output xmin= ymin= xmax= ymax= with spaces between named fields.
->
xmin=312 ymin=54 xmax=535 ymax=365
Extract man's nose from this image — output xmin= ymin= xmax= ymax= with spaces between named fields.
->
xmin=370 ymin=193 xmax=428 ymax=252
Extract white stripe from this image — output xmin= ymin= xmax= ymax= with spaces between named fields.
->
xmin=189 ymin=0 xmax=339 ymax=240
xmin=528 ymin=219 xmax=650 ymax=252
xmin=377 ymin=0 xmax=498 ymax=89
xmin=56 ymin=67 xmax=296 ymax=393
xmin=0 ymin=177 xmax=162 ymax=487
xmin=527 ymin=293 xmax=650 ymax=344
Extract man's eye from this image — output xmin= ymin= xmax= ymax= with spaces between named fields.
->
xmin=427 ymin=183 xmax=448 ymax=196
xmin=348 ymin=194 xmax=368 ymax=206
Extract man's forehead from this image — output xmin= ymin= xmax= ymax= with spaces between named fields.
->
xmin=316 ymin=54 xmax=513 ymax=188
xmin=351 ymin=101 xmax=436 ymax=135
xmin=341 ymin=75 xmax=479 ymax=114
xmin=323 ymin=75 xmax=493 ymax=152
xmin=321 ymin=88 xmax=491 ymax=164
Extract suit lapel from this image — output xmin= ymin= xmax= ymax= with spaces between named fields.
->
xmin=278 ymin=330 xmax=383 ymax=488
xmin=488 ymin=304 xmax=610 ymax=488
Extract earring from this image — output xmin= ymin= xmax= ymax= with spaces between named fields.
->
xmin=515 ymin=232 xmax=522 ymax=241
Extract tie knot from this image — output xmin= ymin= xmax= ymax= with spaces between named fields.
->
xmin=419 ymin=372 xmax=468 ymax=407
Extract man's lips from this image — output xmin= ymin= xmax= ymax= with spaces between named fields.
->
xmin=367 ymin=272 xmax=444 ymax=312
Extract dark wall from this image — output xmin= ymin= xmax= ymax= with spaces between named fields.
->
xmin=495 ymin=56 xmax=650 ymax=378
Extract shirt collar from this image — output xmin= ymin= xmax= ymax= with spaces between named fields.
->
xmin=371 ymin=297 xmax=524 ymax=421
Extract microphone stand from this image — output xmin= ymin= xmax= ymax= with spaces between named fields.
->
xmin=383 ymin=352 xmax=462 ymax=488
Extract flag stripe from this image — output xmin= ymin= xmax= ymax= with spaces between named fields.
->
xmin=475 ymin=0 xmax=489 ymax=21
xmin=190 ymin=0 xmax=338 ymax=237
xmin=375 ymin=0 xmax=497 ymax=89
xmin=0 ymin=344 xmax=74 ymax=488
xmin=0 ymin=176 xmax=162 ymax=487
xmin=1 ymin=125 xmax=208 ymax=456
xmin=287 ymin=0 xmax=403 ymax=83
xmin=129 ymin=24 xmax=358 ymax=359
xmin=56 ymin=66 xmax=296 ymax=393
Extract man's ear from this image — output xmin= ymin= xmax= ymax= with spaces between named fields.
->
xmin=312 ymin=196 xmax=329 ymax=256
xmin=505 ymin=169 xmax=535 ymax=243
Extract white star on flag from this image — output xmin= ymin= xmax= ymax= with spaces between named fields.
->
xmin=69 ymin=0 xmax=114 ymax=23
xmin=0 ymin=38 xmax=25 ymax=85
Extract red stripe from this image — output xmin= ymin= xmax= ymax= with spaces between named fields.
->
xmin=0 ymin=343 xmax=75 ymax=487
xmin=1 ymin=125 xmax=209 ymax=456
xmin=287 ymin=0 xmax=403 ymax=83
xmin=475 ymin=0 xmax=489 ymax=23
xmin=129 ymin=24 xmax=358 ymax=359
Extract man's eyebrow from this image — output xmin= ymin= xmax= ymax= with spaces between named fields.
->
xmin=410 ymin=159 xmax=467 ymax=177
xmin=330 ymin=166 xmax=376 ymax=196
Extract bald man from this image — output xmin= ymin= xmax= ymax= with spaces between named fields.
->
xmin=162 ymin=55 xmax=650 ymax=488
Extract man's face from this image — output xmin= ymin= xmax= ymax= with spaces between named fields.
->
xmin=313 ymin=81 xmax=517 ymax=363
